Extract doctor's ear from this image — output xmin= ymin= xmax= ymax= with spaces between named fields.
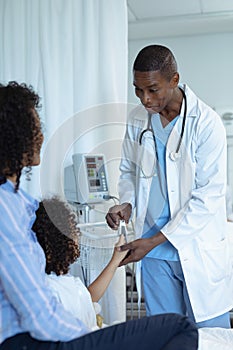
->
xmin=170 ymin=72 xmax=179 ymax=87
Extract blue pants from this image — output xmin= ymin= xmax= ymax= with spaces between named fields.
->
xmin=142 ymin=257 xmax=231 ymax=328
xmin=0 ymin=313 xmax=198 ymax=350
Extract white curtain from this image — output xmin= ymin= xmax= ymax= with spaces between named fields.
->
xmin=0 ymin=0 xmax=128 ymax=199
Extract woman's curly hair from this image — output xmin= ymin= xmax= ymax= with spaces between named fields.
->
xmin=0 ymin=81 xmax=41 ymax=190
xmin=32 ymin=197 xmax=80 ymax=276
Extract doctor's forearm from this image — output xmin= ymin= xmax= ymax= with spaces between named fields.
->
xmin=117 ymin=233 xmax=168 ymax=265
xmin=148 ymin=231 xmax=167 ymax=249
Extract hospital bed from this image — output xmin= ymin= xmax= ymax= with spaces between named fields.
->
xmin=70 ymin=221 xmax=135 ymax=325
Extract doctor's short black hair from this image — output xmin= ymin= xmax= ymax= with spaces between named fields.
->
xmin=133 ymin=45 xmax=178 ymax=81
xmin=0 ymin=81 xmax=41 ymax=190
xmin=32 ymin=197 xmax=80 ymax=276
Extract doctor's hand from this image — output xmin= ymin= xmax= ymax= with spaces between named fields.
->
xmin=105 ymin=203 xmax=132 ymax=230
xmin=117 ymin=238 xmax=155 ymax=266
xmin=117 ymin=233 xmax=167 ymax=266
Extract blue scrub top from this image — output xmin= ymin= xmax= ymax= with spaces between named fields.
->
xmin=142 ymin=114 xmax=179 ymax=261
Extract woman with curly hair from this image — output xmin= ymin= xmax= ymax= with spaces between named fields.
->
xmin=32 ymin=196 xmax=129 ymax=329
xmin=0 ymin=81 xmax=198 ymax=350
xmin=0 ymin=82 xmax=42 ymax=189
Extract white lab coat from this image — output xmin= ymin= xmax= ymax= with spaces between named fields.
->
xmin=118 ymin=84 xmax=233 ymax=322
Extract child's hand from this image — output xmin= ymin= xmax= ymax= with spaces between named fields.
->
xmin=111 ymin=234 xmax=129 ymax=267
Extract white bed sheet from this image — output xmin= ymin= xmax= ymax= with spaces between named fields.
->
xmin=198 ymin=327 xmax=233 ymax=350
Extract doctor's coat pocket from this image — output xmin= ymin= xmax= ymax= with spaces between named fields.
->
xmin=199 ymin=238 xmax=231 ymax=284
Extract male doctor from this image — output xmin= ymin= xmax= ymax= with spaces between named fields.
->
xmin=106 ymin=44 xmax=233 ymax=328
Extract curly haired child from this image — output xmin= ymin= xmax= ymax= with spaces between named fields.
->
xmin=32 ymin=196 xmax=128 ymax=330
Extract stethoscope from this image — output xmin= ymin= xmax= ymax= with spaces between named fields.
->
xmin=139 ymin=88 xmax=187 ymax=181
xmin=138 ymin=87 xmax=187 ymax=178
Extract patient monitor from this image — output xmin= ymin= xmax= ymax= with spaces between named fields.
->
xmin=64 ymin=153 xmax=109 ymax=204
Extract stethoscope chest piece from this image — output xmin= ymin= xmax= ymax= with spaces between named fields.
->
xmin=169 ymin=151 xmax=181 ymax=162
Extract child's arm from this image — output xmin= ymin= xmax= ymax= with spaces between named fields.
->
xmin=87 ymin=234 xmax=128 ymax=302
